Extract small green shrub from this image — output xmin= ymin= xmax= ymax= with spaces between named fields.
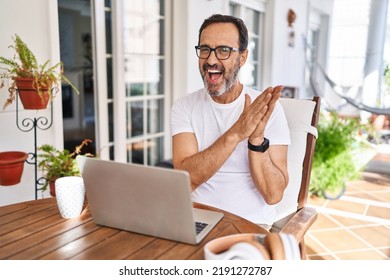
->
xmin=310 ymin=112 xmax=364 ymax=197
xmin=38 ymin=139 xmax=93 ymax=192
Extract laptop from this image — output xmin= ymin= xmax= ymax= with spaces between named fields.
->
xmin=76 ymin=155 xmax=223 ymax=244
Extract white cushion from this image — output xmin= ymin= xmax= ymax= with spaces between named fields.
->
xmin=274 ymin=98 xmax=317 ymax=222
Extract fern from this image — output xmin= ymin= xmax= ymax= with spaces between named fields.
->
xmin=0 ymin=34 xmax=80 ymax=109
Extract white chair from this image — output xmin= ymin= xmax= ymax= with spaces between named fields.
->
xmin=271 ymin=96 xmax=321 ymax=259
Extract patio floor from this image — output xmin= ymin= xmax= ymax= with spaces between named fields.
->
xmin=306 ymin=152 xmax=390 ymax=260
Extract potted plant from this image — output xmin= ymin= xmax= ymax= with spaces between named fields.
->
xmin=0 ymin=34 xmax=79 ymax=110
xmin=37 ymin=139 xmax=93 ymax=197
xmin=309 ymin=111 xmax=371 ymax=199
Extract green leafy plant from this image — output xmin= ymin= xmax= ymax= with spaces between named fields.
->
xmin=38 ymin=139 xmax=93 ymax=192
xmin=310 ymin=112 xmax=365 ymax=198
xmin=0 ymin=34 xmax=79 ymax=109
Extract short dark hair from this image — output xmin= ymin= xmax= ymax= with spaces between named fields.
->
xmin=198 ymin=14 xmax=248 ymax=52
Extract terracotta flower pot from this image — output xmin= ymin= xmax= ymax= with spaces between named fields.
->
xmin=14 ymin=77 xmax=51 ymax=110
xmin=49 ymin=180 xmax=57 ymax=197
xmin=0 ymin=151 xmax=28 ymax=186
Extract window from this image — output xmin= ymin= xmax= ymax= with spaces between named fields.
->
xmin=122 ymin=0 xmax=167 ymax=165
xmin=92 ymin=0 xmax=171 ymax=165
xmin=230 ymin=1 xmax=265 ymax=88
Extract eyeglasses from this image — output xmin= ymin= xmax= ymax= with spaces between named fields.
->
xmin=195 ymin=46 xmax=240 ymax=60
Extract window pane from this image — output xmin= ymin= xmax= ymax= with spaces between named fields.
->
xmin=128 ymin=140 xmax=144 ymax=164
xmin=108 ymin=102 xmax=114 ymax=142
xmin=125 ymin=55 xmax=144 ymax=96
xmin=127 ymin=101 xmax=144 ymax=137
xmin=147 ymin=137 xmax=164 ymax=166
xmin=109 ymin=145 xmax=114 ymax=161
xmin=105 ymin=10 xmax=112 ymax=54
xmin=146 ymin=58 xmax=164 ymax=95
xmin=246 ymin=9 xmax=259 ymax=34
xmin=107 ymin=57 xmax=113 ymax=99
xmin=147 ymin=98 xmax=164 ymax=133
xmin=126 ymin=83 xmax=143 ymax=97
xmin=123 ymin=2 xmax=163 ymax=55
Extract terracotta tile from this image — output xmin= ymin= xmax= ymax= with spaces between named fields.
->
xmin=366 ymin=205 xmax=390 ymax=220
xmin=350 ymin=226 xmax=390 ymax=248
xmin=345 ymin=182 xmax=363 ymax=192
xmin=335 ymin=250 xmax=388 ymax=260
xmin=310 ymin=229 xmax=370 ymax=252
xmin=329 ymin=214 xmax=374 ymax=227
xmin=379 ymin=248 xmax=390 ymax=258
xmin=370 ymin=191 xmax=390 ymax=203
xmin=309 ymin=214 xmax=341 ymax=230
xmin=305 ymin=235 xmax=329 ymax=255
xmin=325 ymin=200 xmax=366 ymax=215
xmin=346 ymin=191 xmax=390 ymax=203
xmin=307 ymin=254 xmax=337 ymax=260
xmin=307 ymin=195 xmax=327 ymax=207
xmin=360 ymin=174 xmax=390 ymax=190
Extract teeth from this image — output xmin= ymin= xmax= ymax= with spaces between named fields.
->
xmin=208 ymin=69 xmax=221 ymax=73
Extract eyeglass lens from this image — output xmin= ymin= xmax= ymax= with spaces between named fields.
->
xmin=197 ymin=47 xmax=232 ymax=60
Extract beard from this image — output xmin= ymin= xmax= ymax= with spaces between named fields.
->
xmin=201 ymin=57 xmax=240 ymax=97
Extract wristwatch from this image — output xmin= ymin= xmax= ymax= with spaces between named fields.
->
xmin=248 ymin=138 xmax=269 ymax=153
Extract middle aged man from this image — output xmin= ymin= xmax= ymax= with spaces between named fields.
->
xmin=171 ymin=14 xmax=290 ymax=229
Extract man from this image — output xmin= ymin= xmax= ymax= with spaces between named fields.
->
xmin=171 ymin=14 xmax=290 ymax=228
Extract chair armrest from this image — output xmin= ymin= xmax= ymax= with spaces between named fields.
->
xmin=280 ymin=207 xmax=317 ymax=242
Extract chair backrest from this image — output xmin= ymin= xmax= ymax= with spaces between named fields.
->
xmin=274 ymin=96 xmax=321 ymax=222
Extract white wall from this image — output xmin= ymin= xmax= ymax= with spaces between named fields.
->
xmin=270 ymin=0 xmax=308 ymax=95
xmin=0 ymin=0 xmax=62 ymax=205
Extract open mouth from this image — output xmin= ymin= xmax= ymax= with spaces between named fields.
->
xmin=208 ymin=69 xmax=222 ymax=82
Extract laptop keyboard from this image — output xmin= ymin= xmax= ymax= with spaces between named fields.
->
xmin=195 ymin=222 xmax=208 ymax=235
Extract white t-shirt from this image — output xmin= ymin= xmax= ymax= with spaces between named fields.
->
xmin=171 ymin=85 xmax=291 ymax=225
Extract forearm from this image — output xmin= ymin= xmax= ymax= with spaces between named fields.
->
xmin=248 ymin=147 xmax=289 ymax=204
xmin=174 ymin=131 xmax=239 ymax=190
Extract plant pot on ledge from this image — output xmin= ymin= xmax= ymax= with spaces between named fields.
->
xmin=0 ymin=151 xmax=28 ymax=186
xmin=14 ymin=77 xmax=51 ymax=110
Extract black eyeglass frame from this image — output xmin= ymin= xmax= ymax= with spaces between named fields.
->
xmin=194 ymin=45 xmax=240 ymax=60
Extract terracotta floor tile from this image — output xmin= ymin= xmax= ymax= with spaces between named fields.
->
xmin=307 ymin=254 xmax=337 ymax=260
xmin=328 ymin=214 xmax=375 ymax=227
xmin=345 ymin=191 xmax=390 ymax=203
xmin=350 ymin=226 xmax=390 ymax=248
xmin=325 ymin=200 xmax=366 ymax=215
xmin=304 ymin=151 xmax=390 ymax=260
xmin=310 ymin=214 xmax=341 ymax=230
xmin=371 ymin=191 xmax=390 ymax=203
xmin=379 ymin=247 xmax=390 ymax=258
xmin=305 ymin=234 xmax=329 ymax=255
xmin=360 ymin=174 xmax=390 ymax=188
xmin=349 ymin=180 xmax=386 ymax=192
xmin=307 ymin=195 xmax=327 ymax=207
xmin=310 ymin=229 xmax=370 ymax=252
xmin=366 ymin=205 xmax=390 ymax=220
xmin=334 ymin=250 xmax=388 ymax=260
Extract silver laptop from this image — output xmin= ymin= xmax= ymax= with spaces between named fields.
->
xmin=76 ymin=156 xmax=223 ymax=244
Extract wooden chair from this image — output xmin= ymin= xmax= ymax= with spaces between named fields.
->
xmin=271 ymin=96 xmax=321 ymax=259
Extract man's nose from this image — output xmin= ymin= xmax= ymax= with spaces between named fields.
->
xmin=206 ymin=49 xmax=219 ymax=63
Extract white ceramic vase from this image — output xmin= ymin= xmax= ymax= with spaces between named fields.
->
xmin=55 ymin=176 xmax=85 ymax=219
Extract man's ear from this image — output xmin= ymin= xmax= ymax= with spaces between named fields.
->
xmin=239 ymin=49 xmax=248 ymax=67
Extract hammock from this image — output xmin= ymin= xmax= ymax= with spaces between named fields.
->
xmin=310 ymin=62 xmax=390 ymax=116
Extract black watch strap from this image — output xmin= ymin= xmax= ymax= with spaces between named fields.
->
xmin=248 ymin=138 xmax=269 ymax=153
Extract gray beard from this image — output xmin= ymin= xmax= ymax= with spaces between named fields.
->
xmin=204 ymin=59 xmax=240 ymax=97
